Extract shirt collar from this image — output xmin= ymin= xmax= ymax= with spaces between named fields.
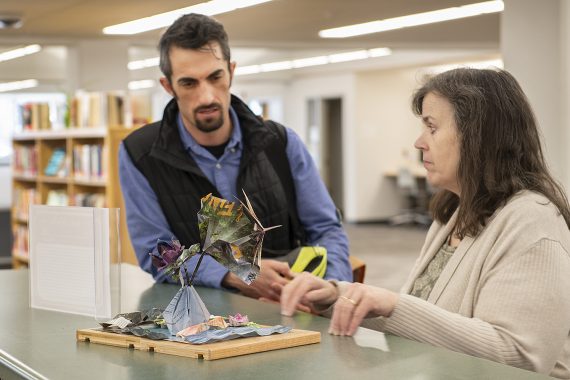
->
xmin=177 ymin=106 xmax=242 ymax=154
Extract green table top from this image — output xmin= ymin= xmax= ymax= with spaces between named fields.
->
xmin=0 ymin=267 xmax=549 ymax=380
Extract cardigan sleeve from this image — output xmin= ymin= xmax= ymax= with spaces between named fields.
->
xmin=363 ymin=238 xmax=570 ymax=375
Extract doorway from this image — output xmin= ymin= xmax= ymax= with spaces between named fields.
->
xmin=307 ymin=97 xmax=344 ymax=213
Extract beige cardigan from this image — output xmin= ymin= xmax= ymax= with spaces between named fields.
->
xmin=342 ymin=191 xmax=570 ymax=378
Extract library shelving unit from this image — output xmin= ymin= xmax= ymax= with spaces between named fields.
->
xmin=11 ymin=127 xmax=137 ymax=268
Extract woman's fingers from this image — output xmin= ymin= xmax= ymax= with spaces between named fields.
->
xmin=280 ymin=273 xmax=332 ymax=316
xmin=328 ymin=284 xmax=400 ymax=336
xmin=329 ymin=283 xmax=367 ymax=336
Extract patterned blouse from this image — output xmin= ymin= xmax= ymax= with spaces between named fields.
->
xmin=410 ymin=242 xmax=457 ymax=300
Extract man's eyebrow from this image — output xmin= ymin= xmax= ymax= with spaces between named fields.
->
xmin=422 ymin=115 xmax=435 ymax=123
xmin=177 ymin=76 xmax=197 ymax=84
xmin=208 ymin=69 xmax=224 ymax=78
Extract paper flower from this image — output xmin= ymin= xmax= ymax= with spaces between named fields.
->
xmin=150 ymin=239 xmax=183 ymax=270
xmin=228 ymin=313 xmax=249 ymax=327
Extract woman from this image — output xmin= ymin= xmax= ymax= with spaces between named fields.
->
xmin=279 ymin=68 xmax=570 ymax=378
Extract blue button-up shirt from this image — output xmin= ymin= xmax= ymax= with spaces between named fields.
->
xmin=119 ymin=106 xmax=352 ymax=287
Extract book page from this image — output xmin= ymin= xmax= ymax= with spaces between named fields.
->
xmin=29 ymin=205 xmax=117 ymax=318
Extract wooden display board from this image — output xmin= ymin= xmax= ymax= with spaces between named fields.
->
xmin=76 ymin=327 xmax=320 ymax=360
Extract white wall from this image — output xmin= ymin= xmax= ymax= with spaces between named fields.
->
xmin=352 ymin=67 xmax=424 ymax=221
xmin=0 ymin=166 xmax=11 ymax=209
xmin=232 ymin=81 xmax=288 ymax=123
xmin=564 ymin=0 xmax=570 ymax=193
xmin=283 ymin=73 xmax=358 ymax=219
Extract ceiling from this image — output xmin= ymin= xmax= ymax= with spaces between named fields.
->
xmin=0 ymin=0 xmax=499 ymax=48
xmin=0 ymin=0 xmax=501 ymax=84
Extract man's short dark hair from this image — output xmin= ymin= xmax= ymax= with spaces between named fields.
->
xmin=158 ymin=13 xmax=231 ymax=81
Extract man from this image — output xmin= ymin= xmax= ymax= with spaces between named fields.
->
xmin=119 ymin=13 xmax=351 ymax=301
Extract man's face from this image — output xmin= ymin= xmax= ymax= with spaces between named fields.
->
xmin=160 ymin=43 xmax=234 ymax=134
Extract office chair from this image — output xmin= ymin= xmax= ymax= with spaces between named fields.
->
xmin=389 ymin=167 xmax=432 ymax=227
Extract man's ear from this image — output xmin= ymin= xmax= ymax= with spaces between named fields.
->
xmin=159 ymin=77 xmax=175 ymax=97
xmin=228 ymin=61 xmax=236 ymax=86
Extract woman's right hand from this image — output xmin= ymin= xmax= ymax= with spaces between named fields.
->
xmin=280 ymin=272 xmax=339 ymax=316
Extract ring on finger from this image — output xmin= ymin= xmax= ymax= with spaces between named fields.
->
xmin=339 ymin=295 xmax=359 ymax=306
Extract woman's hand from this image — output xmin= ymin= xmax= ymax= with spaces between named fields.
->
xmin=280 ymin=272 xmax=339 ymax=316
xmin=329 ymin=283 xmax=399 ymax=336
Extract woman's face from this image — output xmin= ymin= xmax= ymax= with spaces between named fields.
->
xmin=414 ymin=92 xmax=461 ymax=195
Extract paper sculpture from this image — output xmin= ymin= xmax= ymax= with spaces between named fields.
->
xmin=147 ymin=192 xmax=279 ymax=336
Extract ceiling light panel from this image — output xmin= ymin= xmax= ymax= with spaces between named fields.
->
xmin=319 ymin=1 xmax=503 ymax=38
xmin=104 ymin=0 xmax=273 ymax=35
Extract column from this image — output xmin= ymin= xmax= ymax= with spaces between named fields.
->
xmin=501 ymin=0 xmax=570 ymax=191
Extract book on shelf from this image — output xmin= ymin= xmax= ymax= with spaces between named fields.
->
xmin=19 ymin=102 xmax=51 ymax=131
xmin=74 ymin=193 xmax=106 ymax=208
xmin=46 ymin=190 xmax=69 ymax=206
xmin=13 ymin=145 xmax=38 ymax=176
xmin=44 ymin=148 xmax=67 ymax=177
xmin=69 ymin=91 xmax=129 ymax=128
xmin=12 ymin=225 xmax=29 ymax=258
xmin=73 ymin=143 xmax=106 ymax=180
xmin=13 ymin=188 xmax=37 ymax=220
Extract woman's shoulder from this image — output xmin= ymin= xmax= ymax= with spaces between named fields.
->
xmin=493 ymin=190 xmax=569 ymax=245
xmin=502 ymin=190 xmax=559 ymax=216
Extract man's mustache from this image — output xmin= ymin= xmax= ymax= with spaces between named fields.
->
xmin=195 ymin=103 xmax=222 ymax=113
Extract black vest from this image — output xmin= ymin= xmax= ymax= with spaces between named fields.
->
xmin=123 ymin=95 xmax=305 ymax=256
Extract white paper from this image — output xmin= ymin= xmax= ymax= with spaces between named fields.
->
xmin=353 ymin=327 xmax=390 ymax=352
xmin=29 ymin=205 xmax=117 ymax=319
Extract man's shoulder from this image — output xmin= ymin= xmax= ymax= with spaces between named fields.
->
xmin=262 ymin=119 xmax=288 ymax=144
xmin=123 ymin=121 xmax=161 ymax=160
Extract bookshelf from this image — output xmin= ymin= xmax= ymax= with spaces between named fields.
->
xmin=11 ymin=127 xmax=138 ymax=268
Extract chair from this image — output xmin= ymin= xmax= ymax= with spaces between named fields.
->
xmin=349 ymin=255 xmax=366 ymax=283
xmin=389 ymin=167 xmax=432 ymax=226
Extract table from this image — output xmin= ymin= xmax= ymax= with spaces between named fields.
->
xmin=0 ymin=267 xmax=549 ymax=380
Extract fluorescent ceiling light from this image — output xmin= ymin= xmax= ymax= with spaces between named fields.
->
xmin=104 ymin=0 xmax=272 ymax=35
xmin=235 ymin=65 xmax=261 ymax=75
xmin=328 ymin=50 xmax=368 ymax=63
xmin=368 ymin=48 xmax=392 ymax=58
xmin=0 ymin=79 xmax=38 ymax=92
xmin=319 ymin=0 xmax=503 ymax=38
xmin=0 ymin=44 xmax=41 ymax=63
xmin=128 ymin=57 xmax=160 ymax=70
xmin=134 ymin=47 xmax=393 ymax=76
xmin=128 ymin=80 xmax=156 ymax=90
xmin=235 ymin=47 xmax=392 ymax=76
xmin=260 ymin=61 xmax=293 ymax=72
xmin=292 ymin=56 xmax=329 ymax=68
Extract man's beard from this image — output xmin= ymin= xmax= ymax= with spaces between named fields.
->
xmin=193 ymin=103 xmax=224 ymax=133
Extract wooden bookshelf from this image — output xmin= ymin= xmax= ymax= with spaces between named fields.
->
xmin=11 ymin=127 xmax=138 ymax=269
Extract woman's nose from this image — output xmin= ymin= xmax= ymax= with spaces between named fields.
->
xmin=414 ymin=134 xmax=425 ymax=151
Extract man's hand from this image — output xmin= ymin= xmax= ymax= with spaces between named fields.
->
xmin=222 ymin=259 xmax=293 ymax=301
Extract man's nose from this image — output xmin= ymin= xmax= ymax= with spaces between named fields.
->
xmin=197 ymin=82 xmax=216 ymax=105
